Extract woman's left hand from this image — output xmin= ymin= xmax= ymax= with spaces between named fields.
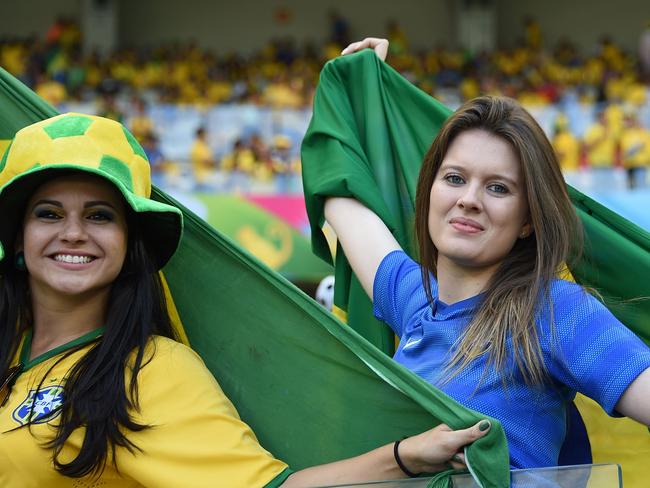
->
xmin=341 ymin=38 xmax=389 ymax=62
xmin=397 ymin=420 xmax=492 ymax=473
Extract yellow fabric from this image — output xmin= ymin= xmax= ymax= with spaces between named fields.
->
xmin=584 ymin=123 xmax=616 ymax=168
xmin=574 ymin=394 xmax=650 ymax=488
xmin=159 ymin=272 xmax=190 ymax=346
xmin=620 ymin=127 xmax=650 ymax=168
xmin=0 ymin=336 xmax=288 ymax=488
xmin=0 ymin=140 xmax=9 ymax=159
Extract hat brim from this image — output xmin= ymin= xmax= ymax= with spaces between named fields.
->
xmin=0 ymin=166 xmax=183 ymax=270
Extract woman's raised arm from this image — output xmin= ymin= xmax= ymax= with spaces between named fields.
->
xmin=324 ymin=197 xmax=401 ymax=300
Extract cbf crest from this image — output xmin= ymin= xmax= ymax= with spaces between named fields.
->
xmin=12 ymin=385 xmax=64 ymax=426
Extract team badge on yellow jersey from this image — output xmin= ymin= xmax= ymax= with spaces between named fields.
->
xmin=12 ymin=385 xmax=64 ymax=426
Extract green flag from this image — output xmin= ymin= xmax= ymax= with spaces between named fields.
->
xmin=0 ymin=66 xmax=510 ymax=487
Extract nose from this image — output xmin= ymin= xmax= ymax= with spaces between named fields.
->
xmin=457 ymin=183 xmax=482 ymax=211
xmin=58 ymin=216 xmax=88 ymax=242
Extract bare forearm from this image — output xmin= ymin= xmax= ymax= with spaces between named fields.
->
xmin=324 ymin=197 xmax=401 ymax=299
xmin=280 ymin=421 xmax=491 ymax=487
xmin=281 ymin=443 xmax=405 ymax=487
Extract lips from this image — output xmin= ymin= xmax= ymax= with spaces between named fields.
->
xmin=449 ymin=217 xmax=484 ymax=233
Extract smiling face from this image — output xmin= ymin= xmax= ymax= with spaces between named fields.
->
xmin=19 ymin=174 xmax=128 ymax=304
xmin=428 ymin=129 xmax=531 ymax=274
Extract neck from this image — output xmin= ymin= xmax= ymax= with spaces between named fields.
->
xmin=435 ymin=256 xmax=500 ymax=304
xmin=28 ymin=290 xmax=109 ymax=360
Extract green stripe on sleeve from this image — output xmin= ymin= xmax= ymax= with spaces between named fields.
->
xmin=263 ymin=467 xmax=293 ymax=488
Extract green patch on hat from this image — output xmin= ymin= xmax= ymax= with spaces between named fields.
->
xmin=99 ymin=155 xmax=134 ymax=191
xmin=122 ymin=127 xmax=147 ymax=160
xmin=44 ymin=115 xmax=93 ymax=139
xmin=0 ymin=141 xmax=12 ymax=173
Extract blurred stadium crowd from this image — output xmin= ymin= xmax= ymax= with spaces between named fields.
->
xmin=2 ymin=16 xmax=650 ymax=194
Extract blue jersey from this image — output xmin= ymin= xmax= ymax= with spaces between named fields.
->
xmin=373 ymin=251 xmax=650 ymax=468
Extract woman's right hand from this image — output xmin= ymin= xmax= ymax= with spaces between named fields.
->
xmin=341 ymin=38 xmax=389 ymax=62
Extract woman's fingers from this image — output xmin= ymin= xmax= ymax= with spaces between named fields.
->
xmin=341 ymin=37 xmax=389 ymax=61
xmin=440 ymin=420 xmax=491 ymax=456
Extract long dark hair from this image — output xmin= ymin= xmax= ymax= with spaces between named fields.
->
xmin=414 ymin=96 xmax=582 ymax=385
xmin=0 ymin=208 xmax=178 ymax=477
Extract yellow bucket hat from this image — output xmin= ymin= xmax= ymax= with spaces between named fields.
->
xmin=0 ymin=113 xmax=183 ymax=269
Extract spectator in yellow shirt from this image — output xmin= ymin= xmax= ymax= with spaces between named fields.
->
xmin=620 ymin=112 xmax=650 ymax=189
xmin=190 ymin=127 xmax=217 ymax=190
xmin=552 ymin=114 xmax=580 ymax=174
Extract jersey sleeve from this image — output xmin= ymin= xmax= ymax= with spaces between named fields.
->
xmin=373 ymin=250 xmax=432 ymax=337
xmin=116 ymin=338 xmax=290 ymax=488
xmin=546 ymin=284 xmax=650 ymax=415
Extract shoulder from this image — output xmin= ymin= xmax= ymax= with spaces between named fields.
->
xmin=135 ymin=336 xmax=217 ymax=390
xmin=543 ymin=279 xmax=624 ymax=338
xmin=549 ymin=279 xmax=607 ymax=314
xmin=142 ymin=336 xmax=203 ymax=365
xmin=131 ymin=336 xmax=238 ymax=421
xmin=377 ymin=250 xmax=426 ymax=284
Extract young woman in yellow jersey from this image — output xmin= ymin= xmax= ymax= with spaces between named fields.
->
xmin=0 ymin=113 xmax=489 ymax=487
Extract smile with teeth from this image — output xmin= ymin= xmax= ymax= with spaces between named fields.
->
xmin=53 ymin=254 xmax=95 ymax=264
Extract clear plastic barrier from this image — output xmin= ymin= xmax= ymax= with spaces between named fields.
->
xmin=315 ymin=463 xmax=622 ymax=488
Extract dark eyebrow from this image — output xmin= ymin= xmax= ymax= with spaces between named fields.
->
xmin=84 ymin=201 xmax=118 ymax=210
xmin=31 ymin=200 xmax=118 ymax=210
xmin=32 ymin=199 xmax=62 ymax=209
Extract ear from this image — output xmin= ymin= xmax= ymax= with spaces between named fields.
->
xmin=519 ymin=221 xmax=534 ymax=239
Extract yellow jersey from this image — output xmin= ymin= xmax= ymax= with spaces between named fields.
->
xmin=0 ymin=332 xmax=289 ymax=488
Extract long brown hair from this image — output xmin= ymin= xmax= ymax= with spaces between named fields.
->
xmin=414 ymin=96 xmax=582 ymax=385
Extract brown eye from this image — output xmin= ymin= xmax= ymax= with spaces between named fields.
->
xmin=87 ymin=210 xmax=114 ymax=222
xmin=35 ymin=208 xmax=61 ymax=220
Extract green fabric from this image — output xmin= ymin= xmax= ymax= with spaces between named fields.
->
xmin=43 ymin=114 xmax=93 ymax=138
xmin=263 ymin=468 xmax=294 ymax=488
xmin=302 ymin=49 xmax=650 ymax=352
xmin=0 ymin=68 xmax=58 ymax=139
xmin=0 ymin=66 xmax=508 ymax=488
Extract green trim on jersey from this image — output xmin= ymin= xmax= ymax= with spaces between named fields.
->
xmin=18 ymin=327 xmax=104 ymax=372
xmin=264 ymin=467 xmax=293 ymax=488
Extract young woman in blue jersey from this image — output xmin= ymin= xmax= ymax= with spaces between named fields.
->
xmin=327 ymin=38 xmax=650 ymax=469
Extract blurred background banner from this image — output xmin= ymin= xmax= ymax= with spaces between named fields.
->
xmin=189 ymin=193 xmax=332 ymax=283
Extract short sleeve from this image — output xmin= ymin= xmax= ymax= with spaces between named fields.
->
xmin=547 ymin=284 xmax=650 ymax=415
xmin=373 ymin=250 xmax=431 ymax=337
xmin=116 ymin=337 xmax=290 ymax=488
